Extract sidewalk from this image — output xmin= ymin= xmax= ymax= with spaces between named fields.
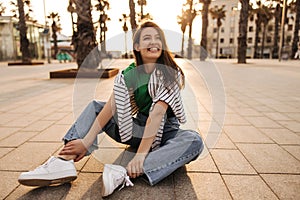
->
xmin=0 ymin=59 xmax=299 ymax=199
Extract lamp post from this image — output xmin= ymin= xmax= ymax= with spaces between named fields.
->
xmin=279 ymin=0 xmax=287 ymax=61
xmin=43 ymin=0 xmax=50 ymax=63
xmin=119 ymin=14 xmax=129 ymax=58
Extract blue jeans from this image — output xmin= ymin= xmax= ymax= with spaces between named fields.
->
xmin=63 ymin=100 xmax=204 ymax=186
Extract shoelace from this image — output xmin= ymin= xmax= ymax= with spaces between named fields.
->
xmin=118 ymin=175 xmax=134 ymax=191
xmin=35 ymin=157 xmax=55 ymax=170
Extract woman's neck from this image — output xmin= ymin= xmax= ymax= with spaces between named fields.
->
xmin=143 ymin=63 xmax=156 ymax=74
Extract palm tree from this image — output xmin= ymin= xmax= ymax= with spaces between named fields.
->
xmin=186 ymin=0 xmax=198 ymax=59
xmin=272 ymin=2 xmax=282 ymax=58
xmin=0 ymin=2 xmax=6 ymax=16
xmin=67 ymin=0 xmax=76 ymax=35
xmin=47 ymin=12 xmax=61 ymax=59
xmin=73 ymin=0 xmax=97 ymax=69
xmin=177 ymin=9 xmax=188 ymax=57
xmin=95 ymin=0 xmax=110 ymax=54
xmin=238 ymin=0 xmax=250 ymax=63
xmin=138 ymin=0 xmax=146 ymax=20
xmin=291 ymin=0 xmax=300 ymax=58
xmin=129 ymin=0 xmax=137 ymax=33
xmin=16 ymin=0 xmax=31 ymax=63
xmin=199 ymin=0 xmax=211 ymax=61
xmin=259 ymin=3 xmax=272 ymax=58
xmin=210 ymin=5 xmax=226 ymax=59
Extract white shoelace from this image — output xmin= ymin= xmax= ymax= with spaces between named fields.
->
xmin=118 ymin=175 xmax=134 ymax=191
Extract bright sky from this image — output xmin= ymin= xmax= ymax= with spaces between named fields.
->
xmin=2 ymin=0 xmax=201 ymax=52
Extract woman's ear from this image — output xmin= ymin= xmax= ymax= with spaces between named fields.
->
xmin=134 ymin=44 xmax=140 ymax=52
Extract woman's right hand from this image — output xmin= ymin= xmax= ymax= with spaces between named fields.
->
xmin=59 ymin=139 xmax=88 ymax=162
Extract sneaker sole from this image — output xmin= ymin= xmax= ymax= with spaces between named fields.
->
xmin=18 ymin=176 xmax=77 ymax=187
xmin=101 ymin=166 xmax=112 ymax=197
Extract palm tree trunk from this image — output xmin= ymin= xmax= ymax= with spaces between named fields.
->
xmin=238 ymin=0 xmax=249 ymax=63
xmin=52 ymin=21 xmax=58 ymax=58
xmin=253 ymin=18 xmax=261 ymax=58
xmin=216 ymin=26 xmax=220 ymax=58
xmin=181 ymin=34 xmax=185 ymax=57
xmin=200 ymin=1 xmax=210 ymax=61
xmin=291 ymin=0 xmax=300 ymax=58
xmin=129 ymin=0 xmax=137 ymax=34
xmin=74 ymin=0 xmax=97 ymax=69
xmin=272 ymin=3 xmax=280 ymax=58
xmin=17 ymin=0 xmax=31 ymax=63
xmin=261 ymin=23 xmax=267 ymax=58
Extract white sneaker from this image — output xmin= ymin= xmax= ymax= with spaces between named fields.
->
xmin=102 ymin=164 xmax=134 ymax=197
xmin=18 ymin=156 xmax=77 ymax=187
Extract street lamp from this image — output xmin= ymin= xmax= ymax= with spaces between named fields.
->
xmin=119 ymin=14 xmax=129 ymax=59
xmin=279 ymin=0 xmax=287 ymax=61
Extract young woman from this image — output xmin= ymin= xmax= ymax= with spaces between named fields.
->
xmin=18 ymin=21 xmax=204 ymax=197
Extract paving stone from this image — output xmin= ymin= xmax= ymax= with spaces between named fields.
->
xmin=81 ymin=155 xmax=105 ymax=173
xmin=261 ymin=174 xmax=300 ymax=200
xmin=0 ymin=171 xmax=21 ymax=199
xmin=185 ymin=152 xmax=218 ymax=173
xmin=42 ymin=112 xmax=69 ymax=121
xmin=211 ymin=149 xmax=256 ymax=174
xmin=0 ymin=127 xmax=20 ymax=140
xmin=210 ymin=133 xmax=236 ymax=149
xmin=263 ymin=112 xmax=292 ymax=121
xmin=30 ymin=124 xmax=70 ymax=142
xmin=245 ymin=116 xmax=282 ymax=128
xmin=0 ymin=131 xmax=38 ymax=147
xmin=260 ymin=128 xmax=300 ymax=145
xmin=55 ymin=113 xmax=75 ymax=125
xmin=0 ymin=147 xmax=13 ymax=158
xmin=0 ymin=142 xmax=62 ymax=171
xmin=222 ymin=175 xmax=278 ymax=200
xmin=88 ymin=148 xmax=125 ymax=170
xmin=7 ymin=183 xmax=72 ymax=200
xmin=4 ymin=115 xmax=42 ymax=128
xmin=222 ymin=114 xmax=251 ymax=125
xmin=237 ymin=144 xmax=300 ymax=173
xmin=224 ymin=125 xmax=273 ymax=143
xmin=281 ymin=145 xmax=300 ymax=160
xmin=0 ymin=113 xmax=24 ymax=126
xmin=235 ymin=107 xmax=262 ymax=116
xmin=277 ymin=120 xmax=300 ymax=132
xmin=22 ymin=120 xmax=55 ymax=132
xmin=174 ymin=172 xmax=231 ymax=200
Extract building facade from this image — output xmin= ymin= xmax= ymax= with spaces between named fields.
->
xmin=0 ymin=16 xmax=45 ymax=61
xmin=207 ymin=0 xmax=299 ymax=59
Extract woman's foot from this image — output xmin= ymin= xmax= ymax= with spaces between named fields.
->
xmin=18 ymin=156 xmax=77 ymax=187
xmin=102 ymin=164 xmax=134 ymax=197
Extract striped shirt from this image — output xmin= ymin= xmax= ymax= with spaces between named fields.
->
xmin=113 ymin=67 xmax=186 ymax=150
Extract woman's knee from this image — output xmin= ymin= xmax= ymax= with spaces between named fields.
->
xmin=182 ymin=130 xmax=204 ymax=152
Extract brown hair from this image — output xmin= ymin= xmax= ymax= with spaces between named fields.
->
xmin=132 ymin=21 xmax=185 ymax=89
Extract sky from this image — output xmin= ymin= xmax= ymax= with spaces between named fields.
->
xmin=2 ymin=0 xmax=201 ymax=52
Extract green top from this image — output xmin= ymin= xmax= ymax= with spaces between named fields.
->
xmin=122 ymin=62 xmax=175 ymax=117
xmin=122 ymin=62 xmax=152 ymax=115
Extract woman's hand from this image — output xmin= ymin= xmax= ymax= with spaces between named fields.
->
xmin=59 ymin=139 xmax=87 ymax=162
xmin=126 ymin=153 xmax=147 ymax=178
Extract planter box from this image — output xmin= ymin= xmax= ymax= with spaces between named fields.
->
xmin=49 ymin=68 xmax=119 ymax=79
xmin=8 ymin=62 xmax=44 ymax=66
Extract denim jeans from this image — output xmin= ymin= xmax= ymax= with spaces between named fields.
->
xmin=63 ymin=100 xmax=204 ymax=186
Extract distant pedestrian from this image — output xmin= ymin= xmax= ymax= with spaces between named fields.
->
xmin=18 ymin=21 xmax=204 ymax=197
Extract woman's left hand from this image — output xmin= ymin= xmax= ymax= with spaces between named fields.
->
xmin=126 ymin=153 xmax=147 ymax=178
xmin=59 ymin=139 xmax=87 ymax=162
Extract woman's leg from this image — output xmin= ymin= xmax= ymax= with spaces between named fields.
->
xmin=142 ymin=124 xmax=204 ymax=186
xmin=62 ymin=100 xmax=120 ymax=157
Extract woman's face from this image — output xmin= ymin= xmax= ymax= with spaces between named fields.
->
xmin=135 ymin=27 xmax=163 ymax=64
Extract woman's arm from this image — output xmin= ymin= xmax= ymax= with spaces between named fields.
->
xmin=126 ymin=101 xmax=168 ymax=178
xmin=59 ymin=93 xmax=116 ymax=161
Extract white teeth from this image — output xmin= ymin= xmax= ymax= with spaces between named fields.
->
xmin=149 ymin=48 xmax=158 ymax=51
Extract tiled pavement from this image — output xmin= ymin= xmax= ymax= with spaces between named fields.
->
xmin=0 ymin=58 xmax=299 ymax=199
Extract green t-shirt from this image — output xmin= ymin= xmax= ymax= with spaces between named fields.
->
xmin=122 ymin=63 xmax=152 ymax=115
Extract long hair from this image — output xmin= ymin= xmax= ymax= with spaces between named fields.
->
xmin=132 ymin=21 xmax=185 ymax=89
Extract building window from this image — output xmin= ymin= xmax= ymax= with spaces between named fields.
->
xmin=257 ymin=37 xmax=261 ymax=43
xmin=213 ymin=28 xmax=217 ymax=33
xmin=230 ymin=27 xmax=234 ymax=33
xmin=288 ymin=24 xmax=293 ymax=31
xmin=267 ymin=37 xmax=272 ymax=43
xmin=286 ymin=36 xmax=292 ymax=43
xmin=230 ymin=38 xmax=234 ymax=44
xmin=268 ymin=25 xmax=273 ymax=32
xmin=250 ymin=15 xmax=254 ymax=21
xmin=221 ymin=27 xmax=225 ymax=33
xmin=220 ymin=38 xmax=224 ymax=43
xmin=248 ymin=37 xmax=253 ymax=44
xmin=249 ymin=26 xmax=253 ymax=32
xmin=213 ymin=38 xmax=217 ymax=43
